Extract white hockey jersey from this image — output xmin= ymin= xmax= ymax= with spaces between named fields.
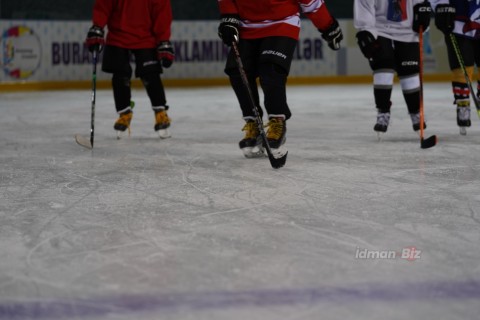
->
xmin=354 ymin=0 xmax=428 ymax=43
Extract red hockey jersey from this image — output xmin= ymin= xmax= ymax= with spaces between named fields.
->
xmin=217 ymin=0 xmax=334 ymax=40
xmin=92 ymin=0 xmax=172 ymax=49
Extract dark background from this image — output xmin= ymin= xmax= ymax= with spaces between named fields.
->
xmin=0 ymin=0 xmax=353 ymax=20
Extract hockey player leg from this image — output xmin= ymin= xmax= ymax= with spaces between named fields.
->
xmin=400 ymin=76 xmax=427 ymax=134
xmin=141 ymin=70 xmax=171 ymax=139
xmin=112 ymin=73 xmax=134 ymax=139
xmin=372 ymin=71 xmax=394 ymax=141
xmin=452 ymin=77 xmax=472 ymax=135
xmin=259 ymin=63 xmax=289 ymax=158
xmin=229 ymin=71 xmax=265 ymax=158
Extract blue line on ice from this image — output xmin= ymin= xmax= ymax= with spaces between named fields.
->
xmin=1 ymin=280 xmax=479 ymax=318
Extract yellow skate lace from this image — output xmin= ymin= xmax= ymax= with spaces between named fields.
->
xmin=115 ymin=112 xmax=133 ymax=135
xmin=266 ymin=118 xmax=284 ymax=140
xmin=155 ymin=111 xmax=171 ymax=126
xmin=241 ymin=121 xmax=259 ymax=140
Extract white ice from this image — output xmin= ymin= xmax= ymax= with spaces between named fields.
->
xmin=0 ymin=83 xmax=480 ymax=320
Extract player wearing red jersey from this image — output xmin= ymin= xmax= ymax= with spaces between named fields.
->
xmin=86 ymin=0 xmax=174 ymax=139
xmin=217 ymin=0 xmax=343 ymax=159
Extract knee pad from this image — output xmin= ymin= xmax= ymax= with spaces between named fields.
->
xmin=112 ymin=73 xmax=132 ymax=111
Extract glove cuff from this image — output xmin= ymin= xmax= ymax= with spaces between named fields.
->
xmin=220 ymin=14 xmax=241 ymax=26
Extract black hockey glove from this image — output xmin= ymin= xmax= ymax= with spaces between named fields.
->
xmin=218 ymin=14 xmax=240 ymax=46
xmin=157 ymin=41 xmax=175 ymax=68
xmin=412 ymin=1 xmax=432 ymax=33
xmin=85 ymin=25 xmax=105 ymax=53
xmin=435 ymin=4 xmax=456 ymax=35
xmin=320 ymin=19 xmax=343 ymax=50
xmin=356 ymin=30 xmax=380 ymax=60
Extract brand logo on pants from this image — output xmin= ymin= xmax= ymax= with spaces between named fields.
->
xmin=261 ymin=50 xmax=287 ymax=60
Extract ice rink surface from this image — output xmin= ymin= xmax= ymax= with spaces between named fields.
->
xmin=1 ymin=83 xmax=480 ymax=319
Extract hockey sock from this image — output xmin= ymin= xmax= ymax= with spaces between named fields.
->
xmin=400 ymin=75 xmax=421 ymax=114
xmin=452 ymin=81 xmax=470 ymax=104
xmin=141 ymin=73 xmax=167 ymax=107
xmin=259 ymin=63 xmax=291 ymax=120
xmin=373 ymin=71 xmax=394 ymax=112
xmin=112 ymin=74 xmax=132 ymax=113
xmin=229 ymin=71 xmax=263 ymax=119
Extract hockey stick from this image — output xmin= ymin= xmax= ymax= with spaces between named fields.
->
xmin=449 ymin=33 xmax=480 ymax=118
xmin=418 ymin=26 xmax=437 ymax=149
xmin=75 ymin=49 xmax=98 ymax=149
xmin=231 ymin=41 xmax=287 ymax=169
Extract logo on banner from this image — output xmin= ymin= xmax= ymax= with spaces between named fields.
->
xmin=1 ymin=25 xmax=42 ymax=79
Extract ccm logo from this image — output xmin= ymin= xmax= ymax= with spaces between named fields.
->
xmin=402 ymin=61 xmax=418 ymax=66
xmin=418 ymin=7 xmax=432 ymax=12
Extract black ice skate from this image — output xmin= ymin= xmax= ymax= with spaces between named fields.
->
xmin=239 ymin=120 xmax=264 ymax=158
xmin=410 ymin=112 xmax=426 ymax=133
xmin=266 ymin=117 xmax=287 ymax=158
xmin=114 ymin=111 xmax=133 ymax=139
xmin=457 ymin=102 xmax=471 ymax=136
xmin=154 ymin=108 xmax=171 ymax=139
xmin=374 ymin=111 xmax=390 ymax=140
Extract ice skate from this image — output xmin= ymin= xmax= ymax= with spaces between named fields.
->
xmin=239 ymin=120 xmax=264 ymax=158
xmin=154 ymin=109 xmax=171 ymax=139
xmin=114 ymin=111 xmax=133 ymax=139
xmin=373 ymin=112 xmax=390 ymax=141
xmin=410 ymin=112 xmax=426 ymax=134
xmin=266 ymin=117 xmax=287 ymax=158
xmin=457 ymin=102 xmax=471 ymax=136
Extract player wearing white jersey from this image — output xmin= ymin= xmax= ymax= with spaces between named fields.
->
xmin=354 ymin=0 xmax=432 ymax=138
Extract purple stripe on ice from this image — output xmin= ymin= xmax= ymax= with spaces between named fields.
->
xmin=1 ymin=280 xmax=479 ymax=319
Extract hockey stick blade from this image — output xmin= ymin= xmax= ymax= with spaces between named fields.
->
xmin=268 ymin=151 xmax=288 ymax=169
xmin=75 ymin=134 xmax=93 ymax=149
xmin=420 ymin=135 xmax=437 ymax=149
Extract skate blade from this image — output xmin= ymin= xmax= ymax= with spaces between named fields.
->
xmin=116 ymin=129 xmax=131 ymax=140
xmin=157 ymin=128 xmax=171 ymax=139
xmin=242 ymin=146 xmax=265 ymax=158
xmin=459 ymin=127 xmax=467 ymax=136
xmin=376 ymin=132 xmax=385 ymax=141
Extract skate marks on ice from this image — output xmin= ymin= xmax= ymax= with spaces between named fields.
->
xmin=2 ymin=86 xmax=480 ymax=320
